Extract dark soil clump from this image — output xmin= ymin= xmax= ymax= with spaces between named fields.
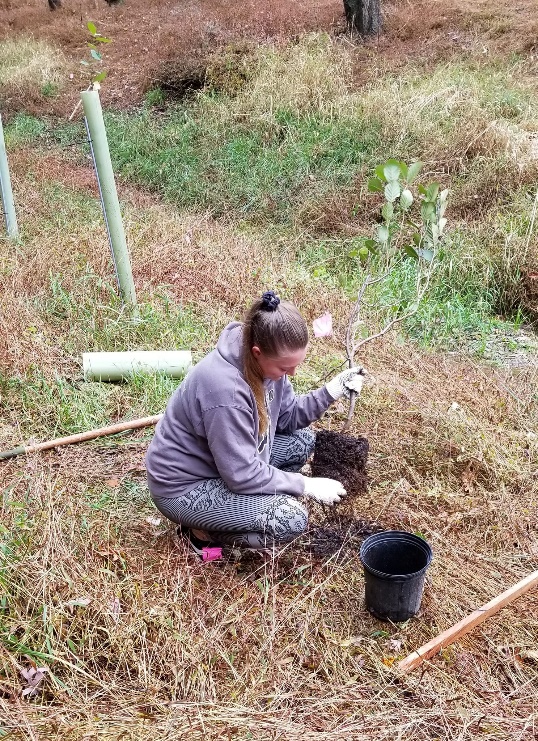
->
xmin=312 ymin=430 xmax=369 ymax=495
xmin=301 ymin=516 xmax=383 ymax=559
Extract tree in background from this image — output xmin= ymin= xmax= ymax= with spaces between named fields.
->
xmin=343 ymin=0 xmax=381 ymax=35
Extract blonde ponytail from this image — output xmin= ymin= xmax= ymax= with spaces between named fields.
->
xmin=242 ymin=292 xmax=308 ymax=436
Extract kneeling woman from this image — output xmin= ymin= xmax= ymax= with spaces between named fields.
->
xmin=145 ymin=291 xmax=364 ymax=558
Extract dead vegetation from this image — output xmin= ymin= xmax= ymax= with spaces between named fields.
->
xmin=1 ymin=148 xmax=538 ymax=736
xmin=1 ymin=318 xmax=538 ymax=738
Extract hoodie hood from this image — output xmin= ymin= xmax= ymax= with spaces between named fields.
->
xmin=215 ymin=322 xmax=244 ymax=372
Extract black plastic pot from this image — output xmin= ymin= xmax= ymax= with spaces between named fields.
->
xmin=360 ymin=530 xmax=432 ymax=622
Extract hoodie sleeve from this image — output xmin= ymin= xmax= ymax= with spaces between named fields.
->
xmin=276 ymin=380 xmax=334 ymax=435
xmin=201 ymin=403 xmax=305 ymax=496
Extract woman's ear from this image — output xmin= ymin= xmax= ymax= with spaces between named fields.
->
xmin=251 ymin=346 xmax=261 ymax=359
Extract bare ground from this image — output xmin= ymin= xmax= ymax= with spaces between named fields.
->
xmin=0 ymin=0 xmax=537 ymax=117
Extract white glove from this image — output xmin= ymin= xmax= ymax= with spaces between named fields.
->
xmin=302 ymin=476 xmax=347 ymax=505
xmin=326 ymin=366 xmax=366 ymax=401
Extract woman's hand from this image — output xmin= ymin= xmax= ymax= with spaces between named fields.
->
xmin=302 ymin=476 xmax=347 ymax=505
xmin=326 ymin=367 xmax=366 ymax=401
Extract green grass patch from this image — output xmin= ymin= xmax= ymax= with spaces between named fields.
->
xmin=101 ymin=105 xmax=381 ymax=223
xmin=40 ymin=270 xmax=210 ymax=356
xmin=0 ymin=367 xmax=181 ymax=441
xmin=2 ymin=268 xmax=210 ymax=439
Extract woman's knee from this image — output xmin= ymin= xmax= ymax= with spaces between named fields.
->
xmin=265 ymin=496 xmax=308 ymax=541
xmin=279 ymin=428 xmax=316 ymax=470
xmin=299 ymin=428 xmax=316 ymax=460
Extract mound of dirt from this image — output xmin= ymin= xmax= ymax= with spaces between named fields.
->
xmin=311 ymin=429 xmax=369 ymax=495
xmin=301 ymin=515 xmax=383 ymax=559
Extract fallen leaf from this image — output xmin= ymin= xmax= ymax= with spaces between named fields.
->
xmin=20 ymin=666 xmax=49 ymax=698
xmin=382 ymin=657 xmax=396 ymax=667
xmin=65 ymin=597 xmax=91 ymax=613
xmin=386 ymin=638 xmax=403 ymax=652
xmin=108 ymin=597 xmax=121 ymax=622
xmin=146 ymin=516 xmax=162 ymax=526
xmin=340 ymin=636 xmax=364 ymax=648
xmin=105 ymin=478 xmax=120 ymax=488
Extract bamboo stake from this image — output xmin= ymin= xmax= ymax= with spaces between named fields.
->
xmin=398 ymin=570 xmax=538 ymax=674
xmin=0 ymin=414 xmax=163 ymax=461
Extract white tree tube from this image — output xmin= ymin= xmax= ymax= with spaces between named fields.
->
xmin=0 ymin=114 xmax=18 ymax=238
xmin=83 ymin=351 xmax=192 ymax=381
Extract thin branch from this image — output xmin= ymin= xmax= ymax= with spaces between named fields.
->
xmin=345 ymin=273 xmax=371 ymax=366
xmin=350 ymin=259 xmax=434 ymax=357
xmin=341 ymin=257 xmax=436 ymax=433
xmin=341 ymin=390 xmax=358 ymax=433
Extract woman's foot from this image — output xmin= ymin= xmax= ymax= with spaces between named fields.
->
xmin=177 ymin=526 xmax=223 ymax=562
xmin=191 ymin=528 xmax=210 ymax=541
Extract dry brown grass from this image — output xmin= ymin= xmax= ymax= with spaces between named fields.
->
xmin=0 ymin=36 xmax=67 ymax=90
xmin=2 ymin=144 xmax=538 ymax=739
xmin=1 ymin=0 xmax=537 ymax=120
xmin=0 ymin=35 xmax=68 ymax=115
xmin=1 ymin=338 xmax=538 ymax=738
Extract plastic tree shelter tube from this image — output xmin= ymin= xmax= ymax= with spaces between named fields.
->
xmin=81 ymin=88 xmax=137 ymax=307
xmin=0 ymin=114 xmax=18 ymax=238
xmin=83 ymin=350 xmax=192 ymax=381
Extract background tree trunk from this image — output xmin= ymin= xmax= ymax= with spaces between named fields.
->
xmin=344 ymin=0 xmax=381 ymax=35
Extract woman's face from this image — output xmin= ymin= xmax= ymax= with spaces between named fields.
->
xmin=251 ymin=345 xmax=308 ymax=381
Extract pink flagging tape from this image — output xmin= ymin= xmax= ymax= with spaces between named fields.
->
xmin=203 ymin=547 xmax=223 ymax=562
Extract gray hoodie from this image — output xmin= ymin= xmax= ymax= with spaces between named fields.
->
xmin=146 ymin=322 xmax=333 ymax=500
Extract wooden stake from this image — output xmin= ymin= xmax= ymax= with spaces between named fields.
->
xmin=0 ymin=414 xmax=163 ymax=460
xmin=398 ymin=570 xmax=538 ymax=674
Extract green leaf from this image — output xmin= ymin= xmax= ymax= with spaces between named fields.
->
xmin=93 ymin=71 xmax=107 ymax=83
xmin=397 ymin=161 xmax=408 ymax=180
xmin=404 ymin=244 xmax=419 ymax=260
xmin=376 ymin=225 xmax=389 ymax=244
xmin=358 ymin=246 xmax=369 ymax=263
xmin=383 ymin=162 xmax=401 ymax=182
xmin=381 ymin=201 xmax=394 ymax=221
xmin=367 ymin=177 xmax=384 ymax=193
xmin=407 ymin=161 xmax=422 ymax=183
xmin=400 ymin=188 xmax=413 ymax=210
xmin=417 ymin=184 xmax=427 ymax=196
xmin=80 ymin=60 xmax=90 ymax=66
xmin=90 ymin=49 xmax=102 ymax=61
xmin=425 ymin=183 xmax=440 ymax=201
xmin=384 ymin=181 xmax=401 ymax=203
xmin=375 ymin=164 xmax=387 ymax=182
xmin=364 ymin=238 xmax=378 ymax=253
xmin=421 ymin=201 xmax=435 ymax=221
xmin=438 ymin=217 xmax=447 ymax=234
xmin=412 ymin=232 xmax=422 ymax=246
xmin=87 ymin=21 xmax=97 ymax=35
xmin=95 ymin=35 xmax=111 ymax=43
xmin=348 ymin=249 xmax=359 ymax=258
xmin=418 ymin=248 xmax=434 ymax=262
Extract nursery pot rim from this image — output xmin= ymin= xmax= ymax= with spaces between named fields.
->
xmin=360 ymin=529 xmax=433 ymax=581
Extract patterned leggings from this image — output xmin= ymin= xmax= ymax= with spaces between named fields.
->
xmin=152 ymin=428 xmax=315 ymax=549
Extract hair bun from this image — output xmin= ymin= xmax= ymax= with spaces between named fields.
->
xmin=261 ymin=290 xmax=280 ymax=312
